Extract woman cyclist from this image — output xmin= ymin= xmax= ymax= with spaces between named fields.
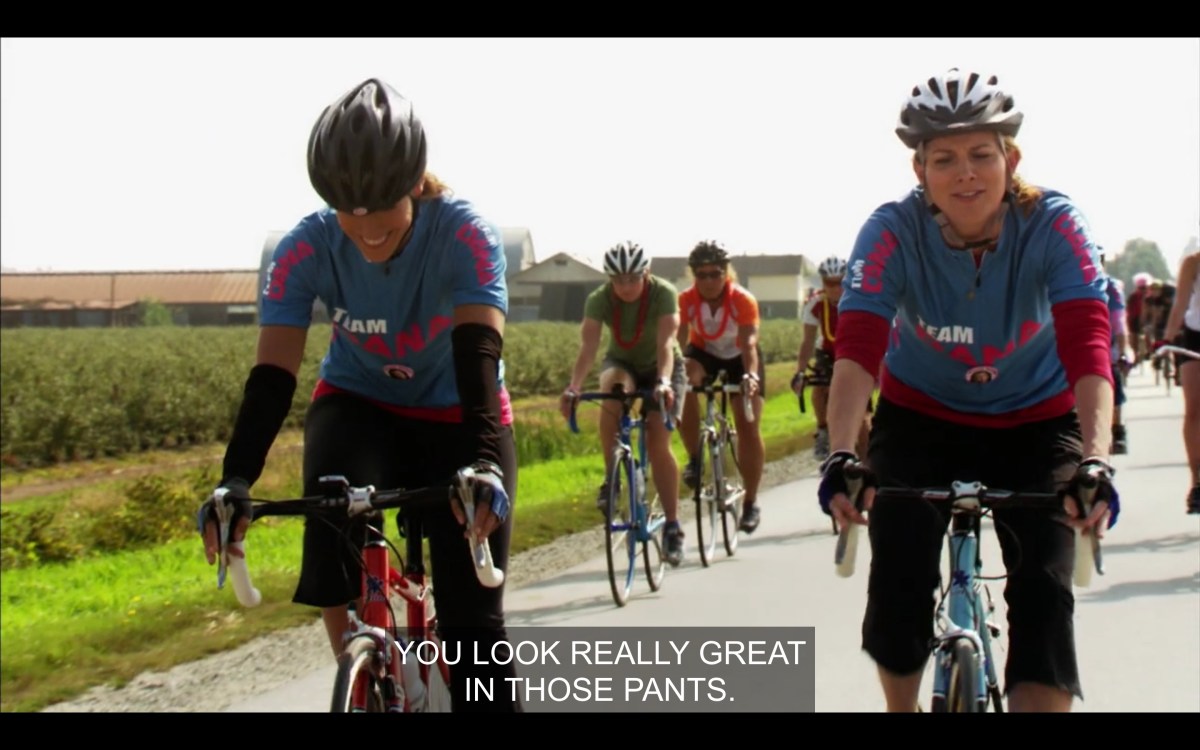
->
xmin=817 ymin=68 xmax=1120 ymax=712
xmin=793 ymin=255 xmax=872 ymax=461
xmin=676 ymin=240 xmax=766 ymax=533
xmin=559 ymin=242 xmax=688 ymax=565
xmin=197 ymin=78 xmax=521 ymax=712
xmin=1158 ymin=248 xmax=1200 ymax=514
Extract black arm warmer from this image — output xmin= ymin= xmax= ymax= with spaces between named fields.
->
xmin=221 ymin=363 xmax=297 ymax=487
xmin=451 ymin=322 xmax=504 ymax=469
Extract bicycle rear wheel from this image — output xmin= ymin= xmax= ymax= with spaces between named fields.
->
xmin=720 ymin=425 xmax=743 ymax=557
xmin=331 ymin=635 xmax=389 ymax=713
xmin=605 ymin=453 xmax=637 ymax=607
xmin=695 ymin=431 xmax=719 ymax=567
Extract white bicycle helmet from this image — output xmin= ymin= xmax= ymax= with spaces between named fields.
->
xmin=818 ymin=256 xmax=848 ymax=279
xmin=1132 ymin=272 xmax=1153 ymax=289
xmin=895 ymin=68 xmax=1023 ymax=150
xmin=603 ymin=242 xmax=650 ymax=276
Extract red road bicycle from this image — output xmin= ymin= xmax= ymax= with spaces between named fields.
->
xmin=208 ymin=469 xmax=504 ymax=712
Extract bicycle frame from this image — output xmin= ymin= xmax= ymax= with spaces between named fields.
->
xmin=833 ymin=463 xmax=1107 ymax=713
xmin=208 ymin=473 xmax=502 ymax=712
xmin=568 ymin=385 xmax=671 ymax=606
xmin=689 ymin=370 xmax=749 ymax=565
xmin=929 ymin=490 xmax=998 ymax=712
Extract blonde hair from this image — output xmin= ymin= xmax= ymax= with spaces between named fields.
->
xmin=415 ymin=171 xmax=451 ymax=202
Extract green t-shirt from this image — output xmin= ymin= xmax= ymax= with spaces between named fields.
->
xmin=583 ymin=275 xmax=681 ymax=373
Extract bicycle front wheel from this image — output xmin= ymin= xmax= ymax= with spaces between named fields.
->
xmin=644 ymin=480 xmax=666 ymax=592
xmin=331 ymin=635 xmax=388 ymax=713
xmin=947 ymin=638 xmax=983 ymax=713
xmin=605 ymin=453 xmax=637 ymax=607
xmin=695 ymin=431 xmax=719 ymax=567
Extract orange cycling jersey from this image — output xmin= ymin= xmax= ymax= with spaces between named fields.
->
xmin=679 ymin=282 xmax=760 ymax=360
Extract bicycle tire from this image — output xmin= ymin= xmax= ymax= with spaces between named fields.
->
xmin=643 ymin=480 xmax=666 ymax=592
xmin=331 ymin=635 xmax=388 ymax=713
xmin=721 ymin=425 xmax=743 ymax=557
xmin=605 ymin=452 xmax=636 ymax=607
xmin=947 ymin=638 xmax=983 ymax=713
xmin=695 ymin=431 xmax=719 ymax=567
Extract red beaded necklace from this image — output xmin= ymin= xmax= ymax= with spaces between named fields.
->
xmin=612 ymin=279 xmax=651 ymax=350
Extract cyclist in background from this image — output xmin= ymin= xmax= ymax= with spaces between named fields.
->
xmin=793 ymin=256 xmax=871 ymax=460
xmin=1126 ymin=272 xmax=1151 ymax=363
xmin=1158 ymin=248 xmax=1200 ymax=514
xmin=818 ymin=68 xmax=1119 ymax=712
xmin=677 ymin=240 xmax=766 ymax=533
xmin=1100 ymin=249 xmax=1131 ymax=454
xmin=196 ymin=78 xmax=520 ymax=712
xmin=559 ymin=242 xmax=688 ymax=565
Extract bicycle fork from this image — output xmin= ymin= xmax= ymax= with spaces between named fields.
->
xmin=930 ymin=525 xmax=999 ymax=711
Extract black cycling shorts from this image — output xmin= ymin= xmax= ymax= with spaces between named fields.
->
xmin=294 ymin=391 xmax=521 ymax=712
xmin=683 ymin=343 xmax=766 ymax=398
xmin=599 ymin=356 xmax=687 ymax=423
xmin=861 ymin=397 xmax=1084 ymax=699
xmin=1182 ymin=327 xmax=1200 ymax=366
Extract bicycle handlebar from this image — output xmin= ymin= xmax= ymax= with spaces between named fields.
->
xmin=1152 ymin=344 xmax=1200 ymax=361
xmin=213 ymin=476 xmax=505 ymax=608
xmin=566 ymin=388 xmax=675 ymax=434
xmin=687 ymin=377 xmax=756 ymax=424
xmin=832 ymin=462 xmax=1105 ymax=587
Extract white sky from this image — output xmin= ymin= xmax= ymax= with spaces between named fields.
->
xmin=2 ymin=37 xmax=1197 ymax=274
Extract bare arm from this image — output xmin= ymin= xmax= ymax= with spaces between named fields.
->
xmin=656 ymin=312 xmax=680 ymax=383
xmin=1074 ymin=374 xmax=1114 ymax=459
xmin=737 ymin=322 xmax=760 ymax=377
xmin=255 ymin=325 xmax=309 ymax=375
xmin=453 ymin=303 xmax=505 ymax=334
xmin=568 ymin=318 xmax=603 ymax=392
xmin=827 ymin=357 xmax=876 ymax=455
xmin=795 ymin=324 xmax=818 ymax=373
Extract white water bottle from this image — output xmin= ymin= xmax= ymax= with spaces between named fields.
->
xmin=635 ymin=462 xmax=646 ymax=499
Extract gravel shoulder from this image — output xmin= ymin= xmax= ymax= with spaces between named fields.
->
xmin=39 ymin=451 xmax=821 ymax=713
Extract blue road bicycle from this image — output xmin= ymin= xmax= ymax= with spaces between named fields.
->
xmin=568 ymin=384 xmax=672 ymax=607
xmin=834 ymin=461 xmax=1106 ymax=712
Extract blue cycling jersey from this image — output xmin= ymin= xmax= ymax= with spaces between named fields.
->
xmin=260 ymin=196 xmax=508 ymax=417
xmin=840 ymin=186 xmax=1108 ymax=415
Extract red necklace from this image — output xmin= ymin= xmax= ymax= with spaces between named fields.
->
xmin=612 ymin=281 xmax=651 ymax=349
xmin=694 ymin=283 xmax=732 ymax=341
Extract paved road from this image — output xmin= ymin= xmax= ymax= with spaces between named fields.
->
xmin=229 ymin=365 xmax=1199 ymax=712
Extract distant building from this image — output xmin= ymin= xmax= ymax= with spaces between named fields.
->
xmin=507 ymin=252 xmax=819 ymax=322
xmin=0 ymin=270 xmax=259 ymax=328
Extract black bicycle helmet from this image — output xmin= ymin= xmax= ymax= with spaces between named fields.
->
xmin=307 ymin=78 xmax=428 ymax=214
xmin=895 ymin=68 xmax=1023 ymax=150
xmin=603 ymin=242 xmax=650 ymax=276
xmin=688 ymin=240 xmax=730 ymax=269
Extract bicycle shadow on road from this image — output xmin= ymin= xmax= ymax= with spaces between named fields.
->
xmin=1076 ymin=572 xmax=1200 ymax=602
xmin=1096 ymin=531 xmax=1199 ymax=555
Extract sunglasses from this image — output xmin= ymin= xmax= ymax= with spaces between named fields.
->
xmin=694 ymin=270 xmax=725 ymax=281
xmin=823 ymin=277 xmax=844 ymax=286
